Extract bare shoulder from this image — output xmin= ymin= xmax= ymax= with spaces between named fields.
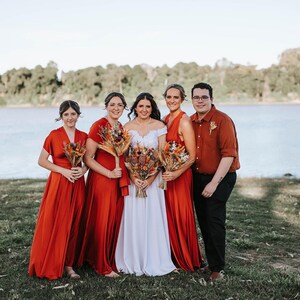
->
xmin=151 ymin=119 xmax=165 ymax=130
xmin=124 ymin=120 xmax=135 ymax=130
xmin=180 ymin=113 xmax=193 ymax=127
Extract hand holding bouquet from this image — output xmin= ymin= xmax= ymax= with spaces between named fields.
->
xmin=125 ymin=144 xmax=160 ymax=198
xmin=158 ymin=141 xmax=189 ymax=190
xmin=98 ymin=122 xmax=131 ymax=168
xmin=63 ymin=141 xmax=86 ymax=167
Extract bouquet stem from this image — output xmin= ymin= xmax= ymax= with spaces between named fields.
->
xmin=115 ymin=156 xmax=120 ymax=169
xmin=136 ymin=187 xmax=147 ymax=198
xmin=159 ymin=179 xmax=167 ymax=190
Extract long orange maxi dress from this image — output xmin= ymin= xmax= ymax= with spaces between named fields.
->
xmin=164 ymin=111 xmax=204 ymax=271
xmin=28 ymin=127 xmax=87 ymax=280
xmin=77 ymin=118 xmax=130 ymax=275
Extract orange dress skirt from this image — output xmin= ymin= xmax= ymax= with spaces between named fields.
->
xmin=28 ymin=127 xmax=87 ymax=280
xmin=77 ymin=118 xmax=129 ymax=275
xmin=164 ymin=112 xmax=204 ymax=271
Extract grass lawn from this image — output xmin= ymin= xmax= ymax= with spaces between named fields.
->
xmin=0 ymin=177 xmax=299 ymax=299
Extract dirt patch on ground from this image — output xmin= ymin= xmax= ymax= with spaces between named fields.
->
xmin=237 ymin=185 xmax=267 ymax=200
xmin=18 ymin=182 xmax=45 ymax=191
xmin=271 ymin=262 xmax=300 ymax=274
xmin=273 ymin=193 xmax=300 ymax=227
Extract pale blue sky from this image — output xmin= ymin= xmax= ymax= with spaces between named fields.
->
xmin=1 ymin=0 xmax=299 ymax=73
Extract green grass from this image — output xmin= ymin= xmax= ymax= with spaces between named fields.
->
xmin=0 ymin=178 xmax=299 ymax=299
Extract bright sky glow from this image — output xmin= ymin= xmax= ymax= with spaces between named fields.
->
xmin=1 ymin=0 xmax=299 ymax=73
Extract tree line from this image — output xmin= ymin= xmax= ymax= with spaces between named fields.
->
xmin=0 ymin=48 xmax=299 ymax=106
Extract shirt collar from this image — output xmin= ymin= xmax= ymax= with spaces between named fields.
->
xmin=191 ymin=104 xmax=216 ymax=123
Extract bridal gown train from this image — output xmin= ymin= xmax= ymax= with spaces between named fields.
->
xmin=115 ymin=127 xmax=176 ymax=276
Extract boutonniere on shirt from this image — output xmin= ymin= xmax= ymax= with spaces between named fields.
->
xmin=209 ymin=121 xmax=217 ymax=135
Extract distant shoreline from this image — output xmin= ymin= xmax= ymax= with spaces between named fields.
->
xmin=1 ymin=100 xmax=300 ymax=109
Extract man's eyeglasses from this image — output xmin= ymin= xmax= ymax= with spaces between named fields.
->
xmin=192 ymin=95 xmax=210 ymax=101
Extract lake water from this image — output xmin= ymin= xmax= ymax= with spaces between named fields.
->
xmin=0 ymin=103 xmax=299 ymax=179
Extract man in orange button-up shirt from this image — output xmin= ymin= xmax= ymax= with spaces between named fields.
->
xmin=190 ymin=82 xmax=240 ymax=282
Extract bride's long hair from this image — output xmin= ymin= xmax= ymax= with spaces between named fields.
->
xmin=127 ymin=92 xmax=162 ymax=121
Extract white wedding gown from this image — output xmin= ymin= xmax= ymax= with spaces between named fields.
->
xmin=115 ymin=127 xmax=176 ymax=276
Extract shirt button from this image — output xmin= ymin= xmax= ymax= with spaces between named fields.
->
xmin=197 ymin=146 xmax=199 ymax=148
xmin=198 ymin=135 xmax=200 ymax=138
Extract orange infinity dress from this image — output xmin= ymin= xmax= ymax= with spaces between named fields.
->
xmin=29 ymin=127 xmax=87 ymax=280
xmin=77 ymin=118 xmax=129 ymax=275
xmin=164 ymin=111 xmax=204 ymax=271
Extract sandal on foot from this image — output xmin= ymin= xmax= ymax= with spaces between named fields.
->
xmin=65 ymin=266 xmax=80 ymax=279
xmin=105 ymin=271 xmax=120 ymax=278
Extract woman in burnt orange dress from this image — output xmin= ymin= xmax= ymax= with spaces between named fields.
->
xmin=28 ymin=100 xmax=88 ymax=280
xmin=162 ymin=84 xmax=205 ymax=271
xmin=78 ymin=92 xmax=130 ymax=277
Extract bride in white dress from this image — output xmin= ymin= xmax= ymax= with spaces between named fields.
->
xmin=115 ymin=92 xmax=176 ymax=276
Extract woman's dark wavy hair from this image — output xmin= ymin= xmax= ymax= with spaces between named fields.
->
xmin=104 ymin=92 xmax=127 ymax=108
xmin=55 ymin=100 xmax=81 ymax=121
xmin=127 ymin=92 xmax=161 ymax=121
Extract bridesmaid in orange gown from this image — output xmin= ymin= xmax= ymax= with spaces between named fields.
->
xmin=78 ymin=92 xmax=130 ymax=278
xmin=28 ymin=100 xmax=88 ymax=280
xmin=162 ymin=84 xmax=205 ymax=271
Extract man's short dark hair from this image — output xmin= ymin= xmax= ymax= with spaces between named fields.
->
xmin=191 ymin=82 xmax=213 ymax=98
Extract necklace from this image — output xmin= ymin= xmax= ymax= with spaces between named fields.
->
xmin=135 ymin=118 xmax=152 ymax=126
xmin=105 ymin=115 xmax=118 ymax=126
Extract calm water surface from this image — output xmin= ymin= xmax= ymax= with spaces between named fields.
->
xmin=0 ymin=104 xmax=299 ymax=179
